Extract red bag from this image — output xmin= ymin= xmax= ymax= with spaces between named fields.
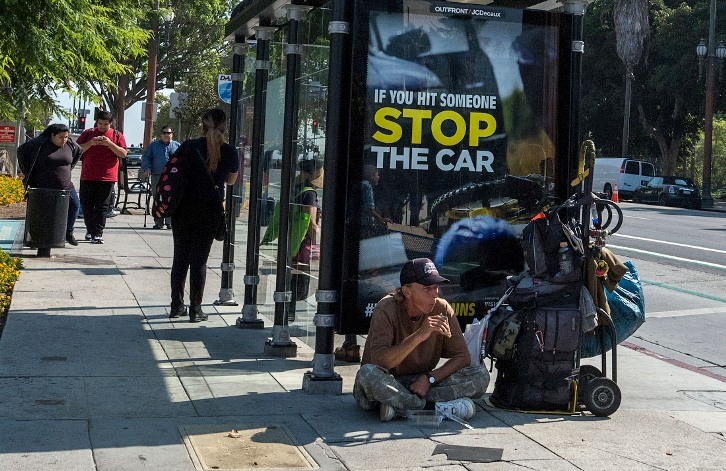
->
xmin=152 ymin=153 xmax=185 ymax=218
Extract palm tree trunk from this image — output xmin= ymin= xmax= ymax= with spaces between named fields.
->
xmin=621 ymin=70 xmax=633 ymax=157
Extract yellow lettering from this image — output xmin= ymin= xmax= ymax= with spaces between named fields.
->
xmin=468 ymin=112 xmax=497 ymax=145
xmin=373 ymin=107 xmax=402 ymax=144
xmin=402 ymin=109 xmax=432 ymax=145
xmin=431 ymin=110 xmax=466 ymax=146
xmin=372 ymin=107 xmax=497 ymax=147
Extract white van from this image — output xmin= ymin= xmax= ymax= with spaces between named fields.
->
xmin=592 ymin=158 xmax=655 ymax=200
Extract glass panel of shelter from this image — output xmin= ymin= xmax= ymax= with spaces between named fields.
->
xmin=255 ymin=27 xmax=288 ymax=313
xmin=287 ymin=8 xmax=331 ymax=343
xmin=232 ymin=9 xmax=330 ymax=344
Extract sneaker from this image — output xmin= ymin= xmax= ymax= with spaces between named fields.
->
xmin=380 ymin=403 xmax=397 ymax=422
xmin=66 ymin=233 xmax=78 ymax=246
xmin=106 ymin=209 xmax=120 ymax=218
xmin=435 ymin=397 xmax=476 ymax=420
xmin=168 ymin=305 xmax=188 ymax=319
xmin=166 ymin=224 xmax=172 ymax=229
xmin=92 ymin=236 xmax=104 ymax=244
xmin=85 ymin=233 xmax=92 ymax=241
xmin=152 ymin=224 xmax=164 ymax=230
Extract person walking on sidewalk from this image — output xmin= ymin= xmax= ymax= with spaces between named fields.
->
xmin=353 ymin=258 xmax=490 ymax=422
xmin=76 ymin=111 xmax=128 ymax=244
xmin=17 ymin=123 xmax=82 ymax=246
xmin=166 ymin=108 xmax=238 ymax=322
xmin=142 ymin=125 xmax=180 ymax=229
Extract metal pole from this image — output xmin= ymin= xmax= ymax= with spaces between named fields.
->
xmin=237 ymin=25 xmax=277 ymax=330
xmin=302 ymin=0 xmax=352 ymax=394
xmin=702 ymin=0 xmax=717 ymax=209
xmin=216 ymin=40 xmax=247 ymax=306
xmin=561 ymin=0 xmax=589 ymax=258
xmin=264 ymin=5 xmax=310 ymax=357
xmin=143 ymin=0 xmax=160 ymax=148
xmin=563 ymin=0 xmax=585 ymax=200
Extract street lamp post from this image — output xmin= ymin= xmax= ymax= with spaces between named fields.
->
xmin=696 ymin=0 xmax=726 ymax=209
xmin=143 ymin=1 xmax=174 ymax=148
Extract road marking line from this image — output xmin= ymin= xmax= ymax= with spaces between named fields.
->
xmin=640 ymin=278 xmax=726 ymax=303
xmin=647 ymin=306 xmax=726 ymax=318
xmin=614 ymin=233 xmax=726 ymax=254
xmin=622 ymin=341 xmax=726 ymax=383
xmin=607 ymin=244 xmax=726 ymax=270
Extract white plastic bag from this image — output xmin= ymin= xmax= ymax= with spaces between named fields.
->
xmin=463 ymin=315 xmax=490 ymax=366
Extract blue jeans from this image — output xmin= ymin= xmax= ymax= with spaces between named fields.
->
xmin=67 ymin=186 xmax=80 ymax=235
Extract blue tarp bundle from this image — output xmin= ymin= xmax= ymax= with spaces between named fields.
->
xmin=581 ymin=261 xmax=646 ymax=358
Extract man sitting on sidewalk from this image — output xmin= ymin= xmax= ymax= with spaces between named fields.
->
xmin=353 ymin=258 xmax=490 ymax=422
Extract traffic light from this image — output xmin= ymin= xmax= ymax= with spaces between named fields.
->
xmin=77 ymin=115 xmax=86 ymax=131
xmin=312 ymin=120 xmax=318 ymax=135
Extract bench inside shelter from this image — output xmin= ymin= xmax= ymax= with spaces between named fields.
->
xmin=116 ymin=159 xmax=151 ymax=214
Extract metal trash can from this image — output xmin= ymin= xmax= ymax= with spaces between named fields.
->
xmin=24 ymin=188 xmax=69 ymax=255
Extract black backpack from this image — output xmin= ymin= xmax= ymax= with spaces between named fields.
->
xmin=488 ymin=283 xmax=582 ymax=411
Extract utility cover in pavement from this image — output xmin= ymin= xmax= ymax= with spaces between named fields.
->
xmin=180 ymin=424 xmax=316 ymax=470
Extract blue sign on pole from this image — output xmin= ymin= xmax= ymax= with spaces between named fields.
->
xmin=218 ymin=74 xmax=232 ymax=104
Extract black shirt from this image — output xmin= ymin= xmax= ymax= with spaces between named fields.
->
xmin=29 ymin=141 xmax=74 ymax=190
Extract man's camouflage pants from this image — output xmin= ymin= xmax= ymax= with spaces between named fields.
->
xmin=353 ymin=364 xmax=490 ymax=414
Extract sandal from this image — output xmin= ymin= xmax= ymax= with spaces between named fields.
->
xmin=334 ymin=344 xmax=361 ymax=363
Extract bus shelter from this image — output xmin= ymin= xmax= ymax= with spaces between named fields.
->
xmin=223 ymin=0 xmax=589 ymax=394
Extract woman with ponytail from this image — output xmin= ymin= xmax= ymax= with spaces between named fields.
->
xmin=166 ymin=108 xmax=239 ymax=322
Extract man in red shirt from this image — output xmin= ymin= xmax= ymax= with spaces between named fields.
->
xmin=76 ymin=111 xmax=128 ymax=244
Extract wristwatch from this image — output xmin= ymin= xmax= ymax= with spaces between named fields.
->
xmin=426 ymin=372 xmax=436 ymax=385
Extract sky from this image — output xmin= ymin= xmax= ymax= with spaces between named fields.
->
xmin=55 ymin=90 xmax=172 ymax=147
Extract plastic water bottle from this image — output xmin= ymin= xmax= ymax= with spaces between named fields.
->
xmin=558 ymin=242 xmax=574 ymax=275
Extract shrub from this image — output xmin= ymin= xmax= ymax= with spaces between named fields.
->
xmin=0 ymin=176 xmax=25 ymax=206
xmin=0 ymin=249 xmax=21 ymax=314
xmin=0 ymin=182 xmax=24 ymax=336
xmin=712 ymin=188 xmax=726 ymax=200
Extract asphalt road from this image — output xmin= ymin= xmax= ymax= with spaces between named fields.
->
xmin=606 ymin=201 xmax=726 ymax=379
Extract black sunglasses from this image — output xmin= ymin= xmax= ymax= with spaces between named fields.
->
xmin=162 ymin=131 xmax=173 ymax=135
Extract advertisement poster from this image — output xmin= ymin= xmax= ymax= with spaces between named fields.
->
xmin=341 ymin=0 xmax=574 ymax=333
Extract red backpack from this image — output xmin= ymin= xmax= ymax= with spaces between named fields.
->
xmin=151 ymin=151 xmax=185 ymax=218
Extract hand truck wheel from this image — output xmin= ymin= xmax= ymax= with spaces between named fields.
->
xmin=579 ymin=365 xmax=603 ymax=383
xmin=583 ymin=377 xmax=621 ymax=417
xmin=577 ymin=365 xmax=604 ymax=403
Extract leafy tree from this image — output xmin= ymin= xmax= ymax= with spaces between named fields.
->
xmin=613 ymin=0 xmax=649 ymax=156
xmin=86 ymin=0 xmax=235 ymax=131
xmin=583 ymin=1 xmax=629 ymax=155
xmin=634 ymin=1 xmax=708 ymax=175
xmin=693 ymin=116 xmax=726 ymax=192
xmin=582 ymin=0 xmax=726 ymax=184
xmin=158 ymin=62 xmax=230 ymax=141
xmin=0 ymin=0 xmax=148 ymax=121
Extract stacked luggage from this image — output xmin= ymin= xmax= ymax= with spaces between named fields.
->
xmin=485 ymin=194 xmax=627 ymax=417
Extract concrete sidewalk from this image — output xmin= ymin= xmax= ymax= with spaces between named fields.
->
xmin=0 ymin=211 xmax=725 ymax=471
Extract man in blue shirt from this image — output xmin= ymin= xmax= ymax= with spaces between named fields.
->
xmin=142 ymin=126 xmax=180 ymax=229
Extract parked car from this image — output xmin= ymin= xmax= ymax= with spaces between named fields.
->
xmin=632 ymin=176 xmax=701 ymax=209
xmin=269 ymin=149 xmax=282 ymax=169
xmin=126 ymin=150 xmax=142 ymax=167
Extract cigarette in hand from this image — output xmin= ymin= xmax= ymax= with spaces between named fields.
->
xmin=439 ymin=314 xmax=451 ymax=337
